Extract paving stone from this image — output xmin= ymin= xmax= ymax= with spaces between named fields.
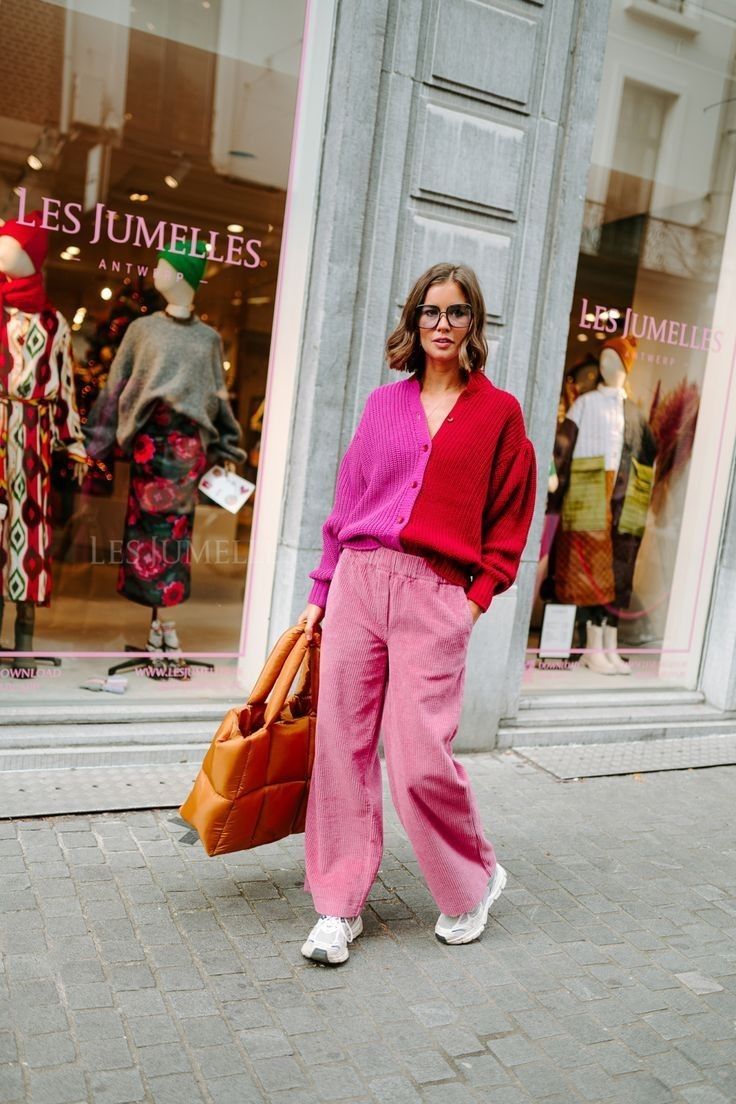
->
xmin=137 ymin=1043 xmax=192 ymax=1077
xmin=88 ymin=1068 xmax=146 ymax=1103
xmin=0 ymin=1033 xmax=18 ymax=1064
xmin=368 ymin=1075 xmax=423 ymax=1104
xmin=28 ymin=1066 xmax=87 ymax=1104
xmin=22 ymin=1031 xmax=77 ymax=1067
xmin=73 ymin=1009 xmax=126 ymax=1041
xmin=115 ymin=989 xmax=168 ymax=1018
xmin=513 ymin=1060 xmax=574 ymax=1097
xmin=146 ymin=1073 xmax=208 ymax=1104
xmin=404 ymin=1049 xmax=455 ymax=1084
xmin=124 ymin=1016 xmax=180 ymax=1048
xmin=419 ymin=1086 xmax=480 ymax=1104
xmin=240 ymin=1027 xmax=294 ymax=1059
xmin=64 ymin=982 xmax=115 ymax=1010
xmin=78 ymin=1037 xmax=135 ymax=1071
xmin=486 ymin=1033 xmax=541 ymax=1066
xmin=612 ymin=1071 xmax=679 ymax=1103
xmin=192 ymin=1043 xmax=249 ymax=1079
xmin=453 ymin=1053 xmax=510 ymax=1087
xmin=679 ymin=1086 xmax=732 ymax=1104
xmin=251 ymin=1055 xmax=307 ymax=1092
xmin=206 ymin=1075 xmax=265 ymax=1104
xmin=645 ymin=1048 xmax=704 ymax=1088
xmin=307 ymin=1063 xmax=367 ymax=1100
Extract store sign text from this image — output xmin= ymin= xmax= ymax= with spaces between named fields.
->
xmin=13 ymin=187 xmax=262 ymax=269
xmin=579 ymin=298 xmax=723 ymax=353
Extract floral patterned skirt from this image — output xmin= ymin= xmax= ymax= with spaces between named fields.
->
xmin=118 ymin=402 xmax=207 ymax=608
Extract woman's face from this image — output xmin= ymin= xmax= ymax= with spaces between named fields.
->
xmin=416 ymin=281 xmax=470 ymax=369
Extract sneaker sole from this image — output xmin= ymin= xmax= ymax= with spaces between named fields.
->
xmin=300 ymin=916 xmax=363 ymax=966
xmin=301 ymin=944 xmax=349 ymax=966
xmin=435 ymin=864 xmax=507 ymax=945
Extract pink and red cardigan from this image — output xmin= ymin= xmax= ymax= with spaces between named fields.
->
xmin=308 ymin=369 xmax=538 ymax=613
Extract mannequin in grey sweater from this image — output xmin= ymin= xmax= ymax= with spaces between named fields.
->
xmin=84 ymin=249 xmax=246 ymax=667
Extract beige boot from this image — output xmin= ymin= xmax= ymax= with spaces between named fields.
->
xmin=602 ymin=621 xmax=631 ymax=675
xmin=579 ymin=621 xmax=617 ymax=675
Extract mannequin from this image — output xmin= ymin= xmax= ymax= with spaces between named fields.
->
xmin=552 ymin=335 xmax=656 ymax=675
xmin=0 ymin=211 xmax=87 ymax=671
xmin=84 ymin=240 xmax=245 ymax=666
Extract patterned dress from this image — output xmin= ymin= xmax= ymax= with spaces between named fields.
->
xmin=118 ymin=401 xmax=207 ymax=608
xmin=0 ymin=309 xmax=86 ymax=604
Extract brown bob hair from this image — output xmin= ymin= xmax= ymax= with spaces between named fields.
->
xmin=385 ymin=263 xmax=488 ymax=378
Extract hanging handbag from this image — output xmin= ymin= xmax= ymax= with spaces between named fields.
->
xmin=180 ymin=623 xmax=320 ymax=856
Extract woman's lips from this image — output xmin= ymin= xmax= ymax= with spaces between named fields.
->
xmin=434 ymin=339 xmax=452 ymax=347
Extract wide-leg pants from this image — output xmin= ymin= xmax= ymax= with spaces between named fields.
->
xmin=303 ymin=545 xmax=497 ymax=917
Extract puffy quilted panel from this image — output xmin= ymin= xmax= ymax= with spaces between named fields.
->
xmin=179 ymin=625 xmax=319 ymax=856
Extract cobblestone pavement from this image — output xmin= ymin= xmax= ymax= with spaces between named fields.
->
xmin=1 ymin=751 xmax=736 ymax=1104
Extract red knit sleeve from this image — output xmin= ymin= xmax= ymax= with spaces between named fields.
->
xmin=307 ymin=417 xmax=368 ymax=608
xmin=466 ymin=404 xmax=538 ymax=612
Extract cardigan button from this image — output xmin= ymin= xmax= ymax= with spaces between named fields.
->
xmin=447 ymin=416 xmax=454 ymax=422
xmin=397 ymin=516 xmax=404 ymax=524
xmin=411 ymin=481 xmax=418 ymax=488
xmin=422 ymin=444 xmax=428 ymax=451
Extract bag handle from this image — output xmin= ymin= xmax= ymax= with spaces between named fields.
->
xmin=286 ymin=634 xmax=320 ymax=716
xmin=247 ymin=624 xmax=308 ymax=709
xmin=264 ymin=632 xmax=322 ymax=726
xmin=247 ymin=624 xmax=321 ymax=726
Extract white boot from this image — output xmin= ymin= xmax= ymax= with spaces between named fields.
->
xmin=602 ymin=621 xmax=631 ymax=675
xmin=579 ymin=621 xmax=618 ymax=675
xmin=161 ymin=620 xmax=182 ymax=656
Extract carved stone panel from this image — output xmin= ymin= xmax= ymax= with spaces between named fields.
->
xmin=417 ymin=102 xmax=525 ymax=217
xmin=407 ymin=214 xmax=511 ymax=321
xmin=430 ymin=0 xmax=539 ymax=111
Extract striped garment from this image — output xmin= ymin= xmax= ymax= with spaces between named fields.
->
xmin=303 ymin=545 xmax=498 ymax=917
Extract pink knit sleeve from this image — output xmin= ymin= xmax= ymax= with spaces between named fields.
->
xmin=307 ymin=422 xmax=367 ymax=608
xmin=466 ymin=406 xmax=538 ymax=612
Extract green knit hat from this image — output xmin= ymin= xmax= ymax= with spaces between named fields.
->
xmin=157 ymin=240 xmax=208 ymax=291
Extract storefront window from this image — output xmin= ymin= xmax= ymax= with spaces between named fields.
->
xmin=526 ymin=0 xmax=736 ymax=689
xmin=0 ymin=0 xmax=306 ymax=701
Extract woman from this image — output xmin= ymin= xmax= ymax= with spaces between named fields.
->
xmin=297 ymin=263 xmax=537 ymax=965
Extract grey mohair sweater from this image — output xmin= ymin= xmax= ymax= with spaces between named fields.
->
xmin=84 ymin=311 xmax=246 ymax=464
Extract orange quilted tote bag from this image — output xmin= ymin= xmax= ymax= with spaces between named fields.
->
xmin=179 ymin=623 xmax=320 ymax=856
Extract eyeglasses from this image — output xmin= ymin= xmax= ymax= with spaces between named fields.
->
xmin=415 ymin=303 xmax=472 ymax=329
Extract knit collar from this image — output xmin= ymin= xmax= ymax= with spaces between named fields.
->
xmin=162 ymin=307 xmax=197 ymax=325
xmin=409 ymin=368 xmax=487 ymax=399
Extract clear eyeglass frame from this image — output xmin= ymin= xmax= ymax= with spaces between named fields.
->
xmin=415 ymin=303 xmax=473 ymax=329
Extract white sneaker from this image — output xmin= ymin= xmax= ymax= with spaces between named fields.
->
xmin=301 ymin=914 xmax=363 ymax=965
xmin=435 ymin=863 xmax=507 ymax=945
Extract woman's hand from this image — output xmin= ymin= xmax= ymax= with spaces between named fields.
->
xmin=297 ymin=603 xmax=325 ymax=643
xmin=468 ymin=600 xmax=482 ymax=625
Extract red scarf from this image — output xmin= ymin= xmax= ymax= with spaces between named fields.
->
xmin=0 ymin=272 xmax=51 ymax=347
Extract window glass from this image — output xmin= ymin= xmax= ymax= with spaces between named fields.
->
xmin=526 ymin=0 xmax=736 ymax=689
xmin=0 ymin=0 xmax=306 ymax=701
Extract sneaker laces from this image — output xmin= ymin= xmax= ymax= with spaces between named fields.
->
xmin=318 ymin=915 xmax=354 ymax=941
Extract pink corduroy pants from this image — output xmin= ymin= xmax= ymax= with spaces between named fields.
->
xmin=303 ymin=546 xmax=497 ymax=917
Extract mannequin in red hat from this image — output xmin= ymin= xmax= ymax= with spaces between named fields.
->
xmin=550 ymin=335 xmax=657 ymax=675
xmin=0 ymin=211 xmax=87 ymax=671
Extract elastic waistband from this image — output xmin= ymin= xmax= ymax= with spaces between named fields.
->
xmin=342 ymin=544 xmax=448 ymax=583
